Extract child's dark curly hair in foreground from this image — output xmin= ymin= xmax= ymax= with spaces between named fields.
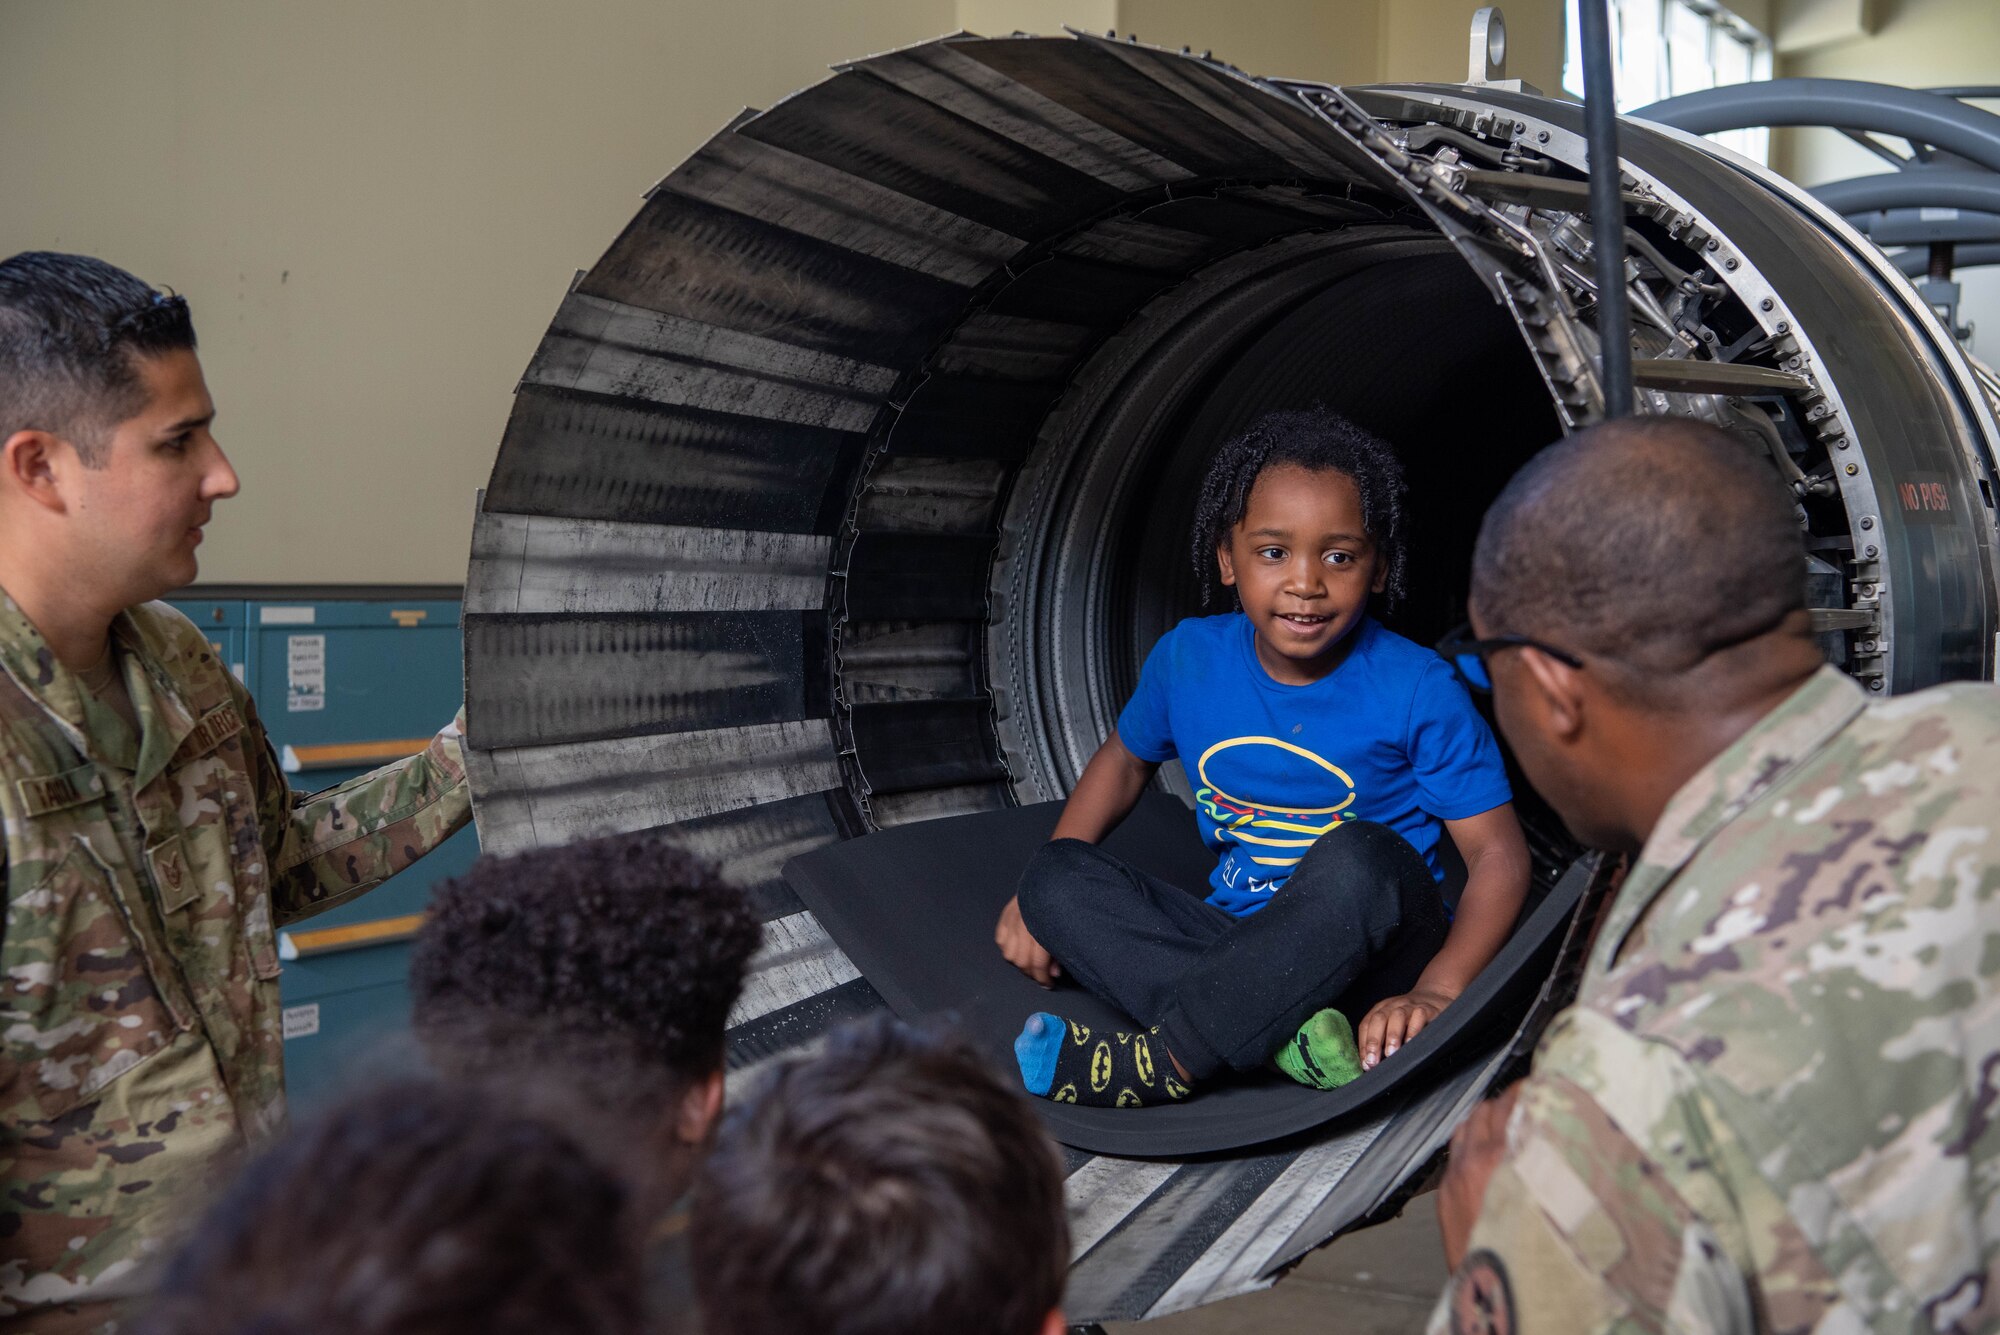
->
xmin=1190 ymin=405 xmax=1411 ymax=612
xmin=410 ymin=833 xmax=761 ymax=1121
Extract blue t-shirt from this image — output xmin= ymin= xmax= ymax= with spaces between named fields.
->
xmin=1116 ymin=614 xmax=1512 ymax=917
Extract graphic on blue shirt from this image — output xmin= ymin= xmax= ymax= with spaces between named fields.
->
xmin=1116 ymin=614 xmax=1512 ymax=917
xmin=1194 ymin=735 xmax=1356 ymax=872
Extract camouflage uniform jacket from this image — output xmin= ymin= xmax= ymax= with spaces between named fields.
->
xmin=1432 ymin=666 xmax=2000 ymax=1334
xmin=0 ymin=590 xmax=470 ymax=1325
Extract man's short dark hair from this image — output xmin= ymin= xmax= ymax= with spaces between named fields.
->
xmin=134 ymin=1080 xmax=644 ymax=1335
xmin=1472 ymin=415 xmax=1807 ymax=697
xmin=0 ymin=252 xmax=197 ymax=464
xmin=692 ymin=1018 xmax=1070 ymax=1335
xmin=409 ymin=833 xmax=760 ymax=1116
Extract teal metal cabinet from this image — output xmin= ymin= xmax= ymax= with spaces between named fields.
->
xmin=169 ymin=597 xmax=247 ymax=683
xmin=167 ymin=589 xmax=476 ymax=1111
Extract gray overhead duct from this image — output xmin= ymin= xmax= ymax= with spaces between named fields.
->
xmin=1898 ymin=244 xmax=2000 ymax=276
xmin=1635 ymin=78 xmax=2000 ymax=330
xmin=1635 ymin=78 xmax=2000 ymax=173
xmin=462 ymin=34 xmax=2000 ymax=1322
xmin=1813 ymin=169 xmax=2000 ymax=217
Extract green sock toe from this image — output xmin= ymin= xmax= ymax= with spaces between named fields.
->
xmin=1275 ymin=1008 xmax=1364 ymax=1090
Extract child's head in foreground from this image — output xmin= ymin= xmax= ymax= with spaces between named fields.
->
xmin=692 ymin=1017 xmax=1071 ymax=1335
xmin=1191 ymin=405 xmax=1409 ymax=680
xmin=134 ymin=1080 xmax=643 ymax=1335
xmin=409 ymin=832 xmax=761 ymax=1207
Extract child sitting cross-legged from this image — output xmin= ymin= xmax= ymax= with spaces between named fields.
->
xmin=995 ymin=406 xmax=1532 ymax=1106
xmin=692 ymin=1016 xmax=1071 ymax=1335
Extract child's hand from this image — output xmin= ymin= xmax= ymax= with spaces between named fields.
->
xmin=995 ymin=895 xmax=1062 ymax=987
xmin=1357 ymin=987 xmax=1458 ymax=1070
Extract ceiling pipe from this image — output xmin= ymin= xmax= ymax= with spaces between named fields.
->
xmin=1893 ymin=243 xmax=2000 ymax=276
xmin=1635 ymin=79 xmax=2000 ymax=174
xmin=1814 ymin=170 xmax=2000 ymax=218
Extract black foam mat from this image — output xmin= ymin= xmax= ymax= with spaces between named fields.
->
xmin=783 ymin=794 xmax=1579 ymax=1157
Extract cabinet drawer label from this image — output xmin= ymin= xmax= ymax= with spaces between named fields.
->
xmin=282 ymin=1003 xmax=322 ymax=1040
xmin=287 ymin=634 xmax=326 ymax=713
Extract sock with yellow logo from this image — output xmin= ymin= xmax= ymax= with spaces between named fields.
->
xmin=1014 ymin=1012 xmax=1190 ymax=1107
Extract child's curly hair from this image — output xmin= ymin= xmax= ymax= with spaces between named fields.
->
xmin=1189 ymin=405 xmax=1410 ymax=612
xmin=410 ymin=833 xmax=761 ymax=1114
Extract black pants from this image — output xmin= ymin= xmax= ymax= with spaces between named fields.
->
xmin=1015 ymin=821 xmax=1449 ymax=1082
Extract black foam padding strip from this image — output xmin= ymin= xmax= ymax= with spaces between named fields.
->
xmin=784 ymin=794 xmax=1581 ymax=1157
xmin=727 ymin=975 xmax=889 ymax=1071
xmin=1077 ymin=1149 xmax=1299 ymax=1319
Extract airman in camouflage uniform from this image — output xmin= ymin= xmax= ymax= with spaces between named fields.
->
xmin=1435 ymin=668 xmax=1999 ymax=1332
xmin=1430 ymin=417 xmax=2000 ymax=1333
xmin=0 ymin=253 xmax=471 ymax=1332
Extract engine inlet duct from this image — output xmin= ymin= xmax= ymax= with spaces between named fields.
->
xmin=464 ymin=33 xmax=2000 ymax=1323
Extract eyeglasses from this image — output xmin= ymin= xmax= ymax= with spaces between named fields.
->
xmin=1435 ymin=622 xmax=1585 ymax=694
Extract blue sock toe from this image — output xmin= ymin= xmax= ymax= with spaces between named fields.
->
xmin=1015 ymin=1012 xmax=1066 ymax=1096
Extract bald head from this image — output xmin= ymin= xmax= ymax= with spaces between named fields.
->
xmin=1472 ymin=416 xmax=1809 ymax=700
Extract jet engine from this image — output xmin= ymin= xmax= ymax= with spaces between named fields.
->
xmin=460 ymin=33 xmax=2000 ymax=1321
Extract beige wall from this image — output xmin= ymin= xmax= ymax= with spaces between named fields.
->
xmin=957 ymin=0 xmax=1118 ymax=39
xmin=2 ymin=1 xmax=1562 ymax=584
xmin=1 ymin=0 xmax=957 ymax=585
xmin=1776 ymin=0 xmax=2000 ymax=186
xmin=1379 ymin=0 xmax=1565 ymax=93
xmin=1772 ymin=0 xmax=1878 ymax=54
xmin=1115 ymin=0 xmax=1382 ymax=87
xmin=965 ymin=0 xmax=1565 ymax=93
xmin=1771 ymin=0 xmax=2000 ymax=362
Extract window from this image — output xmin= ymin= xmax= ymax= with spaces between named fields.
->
xmin=1564 ymin=0 xmax=1775 ymax=164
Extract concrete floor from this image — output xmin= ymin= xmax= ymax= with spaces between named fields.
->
xmin=1103 ymin=1203 xmax=1447 ymax=1334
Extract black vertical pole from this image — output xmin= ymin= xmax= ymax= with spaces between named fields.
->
xmin=1577 ymin=0 xmax=1634 ymax=418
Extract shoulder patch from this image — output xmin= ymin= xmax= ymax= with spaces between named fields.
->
xmin=1450 ymin=1249 xmax=1516 ymax=1335
xmin=174 ymin=701 xmax=246 ymax=763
